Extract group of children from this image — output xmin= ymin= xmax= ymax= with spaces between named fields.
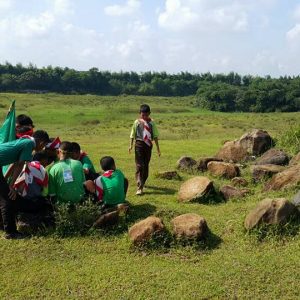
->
xmin=0 ymin=104 xmax=160 ymax=239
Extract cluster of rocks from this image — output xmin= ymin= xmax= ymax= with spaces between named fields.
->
xmin=175 ymin=129 xmax=300 ymax=200
xmin=128 ymin=213 xmax=208 ymax=246
xmin=126 ymin=129 xmax=300 ymax=247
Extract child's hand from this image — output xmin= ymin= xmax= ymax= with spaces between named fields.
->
xmin=128 ymin=146 xmax=132 ymax=154
xmin=157 ymin=150 xmax=161 ymax=157
xmin=85 ymin=180 xmax=96 ymax=193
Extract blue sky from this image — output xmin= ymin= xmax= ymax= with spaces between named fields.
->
xmin=0 ymin=0 xmax=300 ymax=76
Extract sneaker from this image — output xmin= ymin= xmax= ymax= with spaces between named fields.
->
xmin=136 ymin=188 xmax=143 ymax=195
xmin=4 ymin=231 xmax=29 ymax=240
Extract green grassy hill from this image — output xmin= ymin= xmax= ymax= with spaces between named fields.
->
xmin=0 ymin=93 xmax=299 ymax=299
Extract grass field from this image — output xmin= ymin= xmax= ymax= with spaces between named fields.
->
xmin=0 ymin=93 xmax=299 ymax=299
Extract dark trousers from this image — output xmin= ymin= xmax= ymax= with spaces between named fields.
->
xmin=135 ymin=140 xmax=152 ymax=189
xmin=0 ymin=167 xmax=53 ymax=233
xmin=0 ymin=167 xmax=17 ymax=233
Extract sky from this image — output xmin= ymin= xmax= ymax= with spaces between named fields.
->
xmin=0 ymin=0 xmax=300 ymax=76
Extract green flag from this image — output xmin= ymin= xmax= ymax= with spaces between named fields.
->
xmin=0 ymin=100 xmax=16 ymax=144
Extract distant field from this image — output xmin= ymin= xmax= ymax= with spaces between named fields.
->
xmin=0 ymin=93 xmax=299 ymax=299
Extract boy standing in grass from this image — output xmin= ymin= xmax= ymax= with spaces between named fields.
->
xmin=129 ymin=104 xmax=160 ymax=195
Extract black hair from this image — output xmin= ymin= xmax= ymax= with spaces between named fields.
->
xmin=32 ymin=130 xmax=50 ymax=144
xmin=100 ymin=156 xmax=115 ymax=171
xmin=32 ymin=151 xmax=48 ymax=162
xmin=16 ymin=114 xmax=34 ymax=127
xmin=140 ymin=104 xmax=151 ymax=113
xmin=71 ymin=142 xmax=81 ymax=153
xmin=60 ymin=141 xmax=73 ymax=152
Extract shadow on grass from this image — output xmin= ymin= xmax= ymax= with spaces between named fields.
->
xmin=144 ymin=185 xmax=177 ymax=195
xmin=193 ymin=189 xmax=225 ymax=206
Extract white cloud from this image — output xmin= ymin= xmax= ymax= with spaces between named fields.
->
xmin=104 ymin=0 xmax=140 ymax=17
xmin=158 ymin=0 xmax=198 ymax=31
xmin=15 ymin=12 xmax=55 ymax=39
xmin=286 ymin=24 xmax=300 ymax=42
xmin=158 ymin=0 xmax=250 ymax=32
xmin=53 ymin=0 xmax=73 ymax=15
xmin=293 ymin=4 xmax=300 ymax=20
xmin=0 ymin=0 xmax=13 ymax=10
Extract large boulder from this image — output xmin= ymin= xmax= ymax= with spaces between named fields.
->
xmin=255 ymin=149 xmax=289 ymax=166
xmin=171 ymin=213 xmax=208 ymax=239
xmin=177 ymin=156 xmax=197 ymax=170
xmin=244 ymin=198 xmax=298 ymax=230
xmin=216 ymin=129 xmax=274 ymax=162
xmin=231 ymin=177 xmax=249 ymax=187
xmin=207 ymin=161 xmax=240 ymax=179
xmin=216 ymin=140 xmax=249 ymax=163
xmin=220 ymin=185 xmax=250 ymax=201
xmin=197 ymin=157 xmax=223 ymax=172
xmin=178 ymin=176 xmax=214 ymax=202
xmin=238 ymin=129 xmax=274 ymax=156
xmin=128 ymin=216 xmax=165 ymax=245
xmin=264 ymin=164 xmax=300 ymax=191
xmin=289 ymin=152 xmax=300 ymax=166
xmin=250 ymin=164 xmax=286 ymax=182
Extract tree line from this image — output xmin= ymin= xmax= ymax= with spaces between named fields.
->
xmin=0 ymin=62 xmax=299 ymax=112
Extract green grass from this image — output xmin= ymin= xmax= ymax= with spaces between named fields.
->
xmin=0 ymin=93 xmax=300 ymax=299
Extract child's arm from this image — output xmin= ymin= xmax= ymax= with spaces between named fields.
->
xmin=129 ymin=121 xmax=137 ymax=154
xmin=154 ymin=138 xmax=161 ymax=156
xmin=129 ymin=138 xmax=134 ymax=154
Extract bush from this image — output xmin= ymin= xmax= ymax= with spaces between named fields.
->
xmin=277 ymin=125 xmax=300 ymax=155
xmin=54 ymin=200 xmax=100 ymax=237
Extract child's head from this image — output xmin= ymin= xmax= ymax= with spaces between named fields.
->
xmin=59 ymin=141 xmax=73 ymax=159
xmin=139 ymin=104 xmax=151 ymax=120
xmin=16 ymin=114 xmax=34 ymax=138
xmin=32 ymin=130 xmax=50 ymax=152
xmin=16 ymin=114 xmax=34 ymax=128
xmin=32 ymin=151 xmax=49 ymax=167
xmin=71 ymin=142 xmax=81 ymax=160
xmin=100 ymin=156 xmax=116 ymax=171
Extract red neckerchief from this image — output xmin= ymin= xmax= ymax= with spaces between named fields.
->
xmin=16 ymin=128 xmax=34 ymax=139
xmin=103 ymin=170 xmax=114 ymax=177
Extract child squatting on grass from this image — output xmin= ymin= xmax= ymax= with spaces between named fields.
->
xmin=129 ymin=104 xmax=161 ymax=195
xmin=85 ymin=156 xmax=128 ymax=211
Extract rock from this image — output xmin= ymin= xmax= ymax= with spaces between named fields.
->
xmin=264 ymin=164 xmax=300 ymax=191
xmin=197 ymin=157 xmax=223 ymax=172
xmin=178 ymin=176 xmax=214 ymax=202
xmin=255 ymin=149 xmax=289 ymax=166
xmin=207 ymin=161 xmax=240 ymax=179
xmin=244 ymin=198 xmax=298 ymax=230
xmin=128 ymin=216 xmax=165 ymax=245
xmin=93 ymin=210 xmax=119 ymax=228
xmin=156 ymin=171 xmax=181 ymax=180
xmin=250 ymin=164 xmax=286 ymax=182
xmin=216 ymin=140 xmax=249 ymax=163
xmin=238 ymin=129 xmax=274 ymax=156
xmin=220 ymin=185 xmax=250 ymax=200
xmin=171 ymin=213 xmax=208 ymax=239
xmin=176 ymin=156 xmax=197 ymax=170
xmin=289 ymin=152 xmax=300 ymax=166
xmin=216 ymin=129 xmax=274 ymax=162
xmin=291 ymin=191 xmax=300 ymax=210
xmin=231 ymin=177 xmax=248 ymax=187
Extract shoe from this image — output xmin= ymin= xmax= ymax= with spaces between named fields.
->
xmin=136 ymin=188 xmax=143 ymax=195
xmin=4 ymin=231 xmax=29 ymax=240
